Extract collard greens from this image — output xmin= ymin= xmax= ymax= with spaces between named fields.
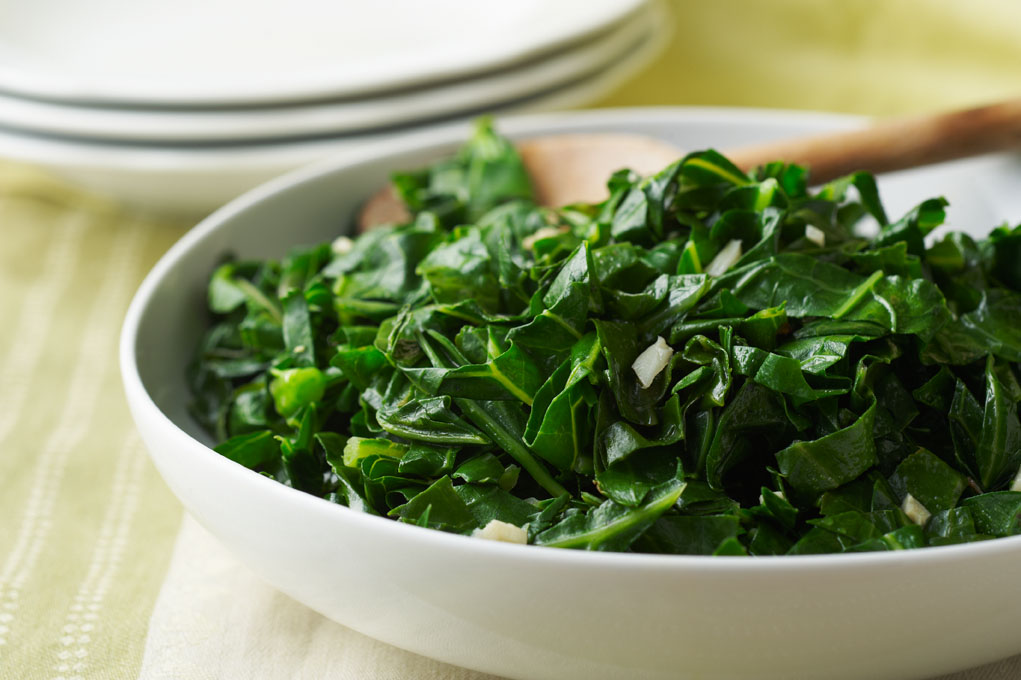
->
xmin=189 ymin=120 xmax=1021 ymax=554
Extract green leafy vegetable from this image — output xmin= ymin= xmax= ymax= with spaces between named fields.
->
xmin=189 ymin=119 xmax=1021 ymax=555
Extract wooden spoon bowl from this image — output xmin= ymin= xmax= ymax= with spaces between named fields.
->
xmin=359 ymin=98 xmax=1021 ymax=231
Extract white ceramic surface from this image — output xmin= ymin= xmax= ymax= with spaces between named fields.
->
xmin=121 ymin=108 xmax=1021 ymax=680
xmin=0 ymin=0 xmax=645 ymax=106
xmin=0 ymin=3 xmax=659 ymax=144
xmin=0 ymin=33 xmax=663 ymax=215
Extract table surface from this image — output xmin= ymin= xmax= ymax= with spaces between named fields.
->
xmin=3 ymin=1 xmax=1021 ymax=677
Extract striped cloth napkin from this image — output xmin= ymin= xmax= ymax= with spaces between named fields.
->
xmin=0 ymin=166 xmax=186 ymax=679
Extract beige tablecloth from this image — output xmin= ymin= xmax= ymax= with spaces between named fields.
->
xmin=4 ymin=1 xmax=1021 ymax=677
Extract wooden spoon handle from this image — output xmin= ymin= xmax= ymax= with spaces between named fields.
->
xmin=728 ymin=99 xmax=1021 ymax=184
xmin=358 ymin=99 xmax=1021 ymax=231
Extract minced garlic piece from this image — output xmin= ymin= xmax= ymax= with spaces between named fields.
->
xmin=902 ymin=493 xmax=932 ymax=526
xmin=522 ymin=226 xmax=567 ymax=251
xmin=805 ymin=225 xmax=826 ymax=247
xmin=632 ymin=336 xmax=674 ymax=389
xmin=705 ymin=239 xmax=743 ymax=277
xmin=472 ymin=519 xmax=527 ymax=544
xmin=331 ymin=235 xmax=354 ymax=255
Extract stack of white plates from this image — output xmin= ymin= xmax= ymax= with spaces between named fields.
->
xmin=0 ymin=0 xmax=667 ymax=213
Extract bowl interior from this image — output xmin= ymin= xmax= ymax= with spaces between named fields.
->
xmin=131 ymin=139 xmax=461 ymax=443
xmin=133 ymin=108 xmax=1021 ymax=443
xmin=123 ymin=108 xmax=1021 ymax=680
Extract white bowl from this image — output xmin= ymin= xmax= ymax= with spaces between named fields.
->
xmin=120 ymin=108 xmax=1021 ymax=680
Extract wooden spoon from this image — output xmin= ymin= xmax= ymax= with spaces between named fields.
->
xmin=358 ymin=98 xmax=1021 ymax=231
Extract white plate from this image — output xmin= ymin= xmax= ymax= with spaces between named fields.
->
xmin=121 ymin=107 xmax=1021 ymax=680
xmin=0 ymin=2 xmax=659 ymax=143
xmin=0 ymin=0 xmax=646 ymax=107
xmin=0 ymin=33 xmax=664 ymax=215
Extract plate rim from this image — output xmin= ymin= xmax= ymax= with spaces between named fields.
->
xmin=0 ymin=0 xmax=648 ymax=107
xmin=0 ymin=2 xmax=660 ymax=143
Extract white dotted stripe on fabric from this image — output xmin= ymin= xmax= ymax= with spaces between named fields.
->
xmin=49 ymin=431 xmax=146 ymax=679
xmin=0 ymin=211 xmax=89 ymax=442
xmin=0 ymin=221 xmax=148 ymax=658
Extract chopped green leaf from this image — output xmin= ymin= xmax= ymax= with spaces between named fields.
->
xmin=190 ymin=120 xmax=1021 ymax=555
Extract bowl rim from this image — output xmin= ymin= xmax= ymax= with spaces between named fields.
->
xmin=120 ymin=105 xmax=1021 ymax=573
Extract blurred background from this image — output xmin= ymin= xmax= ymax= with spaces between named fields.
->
xmin=0 ymin=0 xmax=1019 ymax=215
xmin=599 ymin=0 xmax=1021 ymax=116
